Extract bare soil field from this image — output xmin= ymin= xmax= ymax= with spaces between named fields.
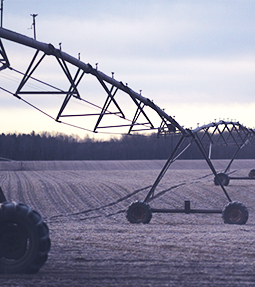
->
xmin=0 ymin=159 xmax=255 ymax=286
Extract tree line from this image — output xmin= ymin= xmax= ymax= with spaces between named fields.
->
xmin=0 ymin=131 xmax=254 ymax=161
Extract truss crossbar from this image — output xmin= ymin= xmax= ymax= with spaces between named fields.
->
xmin=194 ymin=121 xmax=254 ymax=147
xmin=0 ymin=39 xmax=9 ymax=70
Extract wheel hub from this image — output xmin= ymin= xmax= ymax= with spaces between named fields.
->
xmin=228 ymin=208 xmax=242 ymax=222
xmin=0 ymin=222 xmax=28 ymax=260
xmin=132 ymin=207 xmax=145 ymax=220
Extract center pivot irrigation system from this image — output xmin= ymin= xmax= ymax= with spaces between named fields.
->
xmin=0 ymin=20 xmax=255 ymax=273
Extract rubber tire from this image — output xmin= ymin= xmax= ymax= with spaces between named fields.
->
xmin=214 ymin=173 xmax=230 ymax=186
xmin=0 ymin=202 xmax=51 ymax=274
xmin=222 ymin=201 xmax=248 ymax=225
xmin=248 ymin=169 xmax=255 ymax=178
xmin=126 ymin=201 xmax=152 ymax=224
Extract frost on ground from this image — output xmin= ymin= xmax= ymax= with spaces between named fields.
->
xmin=0 ymin=159 xmax=255 ymax=286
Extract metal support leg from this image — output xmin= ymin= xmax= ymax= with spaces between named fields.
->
xmin=0 ymin=186 xmax=6 ymax=203
xmin=144 ymin=135 xmax=186 ymax=202
xmin=224 ymin=145 xmax=243 ymax=173
xmin=192 ymin=131 xmax=232 ymax=202
xmin=224 ymin=137 xmax=250 ymax=173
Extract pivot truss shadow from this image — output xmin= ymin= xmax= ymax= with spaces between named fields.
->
xmin=0 ymin=27 xmax=255 ymax=226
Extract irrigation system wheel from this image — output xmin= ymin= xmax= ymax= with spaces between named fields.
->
xmin=248 ymin=169 xmax=255 ymax=178
xmin=126 ymin=200 xmax=152 ymax=224
xmin=214 ymin=173 xmax=230 ymax=186
xmin=0 ymin=202 xmax=51 ymax=274
xmin=222 ymin=201 xmax=248 ymax=225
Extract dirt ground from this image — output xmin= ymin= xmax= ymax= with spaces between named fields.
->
xmin=0 ymin=159 xmax=255 ymax=286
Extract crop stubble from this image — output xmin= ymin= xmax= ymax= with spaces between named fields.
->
xmin=0 ymin=159 xmax=255 ymax=286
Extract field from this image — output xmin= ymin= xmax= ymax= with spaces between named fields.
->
xmin=0 ymin=159 xmax=255 ymax=286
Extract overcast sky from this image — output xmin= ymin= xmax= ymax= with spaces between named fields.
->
xmin=1 ymin=0 xmax=255 ymax=139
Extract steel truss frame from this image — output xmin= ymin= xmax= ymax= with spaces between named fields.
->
xmin=0 ymin=27 xmax=184 ymax=135
xmin=0 ymin=27 xmax=255 ymax=220
xmin=143 ymin=121 xmax=255 ymax=216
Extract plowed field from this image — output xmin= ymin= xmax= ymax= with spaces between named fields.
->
xmin=0 ymin=159 xmax=255 ymax=286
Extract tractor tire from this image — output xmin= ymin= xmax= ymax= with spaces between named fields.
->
xmin=248 ymin=169 xmax=255 ymax=178
xmin=0 ymin=202 xmax=51 ymax=274
xmin=222 ymin=201 xmax=248 ymax=225
xmin=126 ymin=200 xmax=152 ymax=224
xmin=214 ymin=173 xmax=230 ymax=186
